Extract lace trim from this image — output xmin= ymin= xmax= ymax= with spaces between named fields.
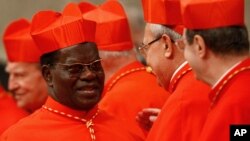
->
xmin=42 ymin=105 xmax=99 ymax=141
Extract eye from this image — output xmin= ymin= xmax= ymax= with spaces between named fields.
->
xmin=138 ymin=43 xmax=146 ymax=50
xmin=90 ymin=61 xmax=102 ymax=71
xmin=67 ymin=64 xmax=83 ymax=74
xmin=14 ymin=73 xmax=26 ymax=79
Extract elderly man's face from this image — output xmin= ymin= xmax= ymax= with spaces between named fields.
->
xmin=6 ymin=62 xmax=48 ymax=112
xmin=47 ymin=43 xmax=105 ymax=110
xmin=141 ymin=24 xmax=170 ymax=90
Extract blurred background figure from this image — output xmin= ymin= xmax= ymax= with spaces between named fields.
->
xmin=3 ymin=19 xmax=48 ymax=113
xmin=0 ymin=83 xmax=28 ymax=134
xmin=80 ymin=1 xmax=169 ymax=139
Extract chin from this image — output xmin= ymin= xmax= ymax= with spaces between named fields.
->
xmin=75 ymin=97 xmax=100 ymax=110
xmin=16 ymin=102 xmax=25 ymax=108
xmin=78 ymin=103 xmax=97 ymax=111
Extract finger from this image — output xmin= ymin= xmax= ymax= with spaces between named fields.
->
xmin=142 ymin=108 xmax=161 ymax=115
xmin=149 ymin=115 xmax=158 ymax=122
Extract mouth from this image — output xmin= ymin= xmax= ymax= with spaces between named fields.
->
xmin=13 ymin=93 xmax=25 ymax=100
xmin=76 ymin=86 xmax=100 ymax=98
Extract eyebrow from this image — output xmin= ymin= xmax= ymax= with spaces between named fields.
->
xmin=62 ymin=58 xmax=100 ymax=64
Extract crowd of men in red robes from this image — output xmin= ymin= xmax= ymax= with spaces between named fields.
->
xmin=0 ymin=0 xmax=249 ymax=141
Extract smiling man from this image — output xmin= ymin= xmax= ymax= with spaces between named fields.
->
xmin=41 ymin=42 xmax=104 ymax=111
xmin=3 ymin=19 xmax=48 ymax=113
xmin=0 ymin=3 xmax=142 ymax=141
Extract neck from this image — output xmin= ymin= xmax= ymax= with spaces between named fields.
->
xmin=172 ymin=47 xmax=186 ymax=73
xmin=171 ymin=49 xmax=186 ymax=76
xmin=201 ymin=54 xmax=249 ymax=86
xmin=164 ymin=55 xmax=186 ymax=89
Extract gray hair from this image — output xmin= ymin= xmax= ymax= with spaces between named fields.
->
xmin=99 ymin=49 xmax=134 ymax=59
xmin=149 ymin=23 xmax=182 ymax=42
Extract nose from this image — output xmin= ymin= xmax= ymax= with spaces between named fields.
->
xmin=79 ymin=67 xmax=96 ymax=80
xmin=8 ymin=75 xmax=19 ymax=92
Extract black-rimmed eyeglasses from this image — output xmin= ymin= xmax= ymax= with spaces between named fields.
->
xmin=138 ymin=36 xmax=162 ymax=55
xmin=52 ymin=58 xmax=102 ymax=78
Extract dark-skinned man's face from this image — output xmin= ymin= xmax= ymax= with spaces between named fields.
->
xmin=44 ymin=42 xmax=105 ymax=111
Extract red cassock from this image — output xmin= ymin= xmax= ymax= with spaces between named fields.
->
xmin=0 ymin=86 xmax=28 ymax=134
xmin=146 ymin=62 xmax=211 ymax=141
xmin=0 ymin=97 xmax=142 ymax=141
xmin=99 ymin=61 xmax=170 ymax=139
xmin=199 ymin=58 xmax=250 ymax=141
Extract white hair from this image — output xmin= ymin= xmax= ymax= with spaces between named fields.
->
xmin=149 ymin=23 xmax=182 ymax=41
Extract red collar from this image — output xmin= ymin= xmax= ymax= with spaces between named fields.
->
xmin=44 ymin=97 xmax=99 ymax=120
xmin=168 ymin=63 xmax=192 ymax=93
xmin=209 ymin=58 xmax=250 ymax=108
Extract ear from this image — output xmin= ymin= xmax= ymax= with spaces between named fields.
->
xmin=42 ymin=65 xmax=53 ymax=87
xmin=193 ymin=35 xmax=207 ymax=58
xmin=161 ymin=34 xmax=173 ymax=58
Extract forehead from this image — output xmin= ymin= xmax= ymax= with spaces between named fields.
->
xmin=144 ymin=24 xmax=155 ymax=41
xmin=144 ymin=24 xmax=154 ymax=36
xmin=6 ymin=62 xmax=38 ymax=73
xmin=57 ymin=43 xmax=99 ymax=63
